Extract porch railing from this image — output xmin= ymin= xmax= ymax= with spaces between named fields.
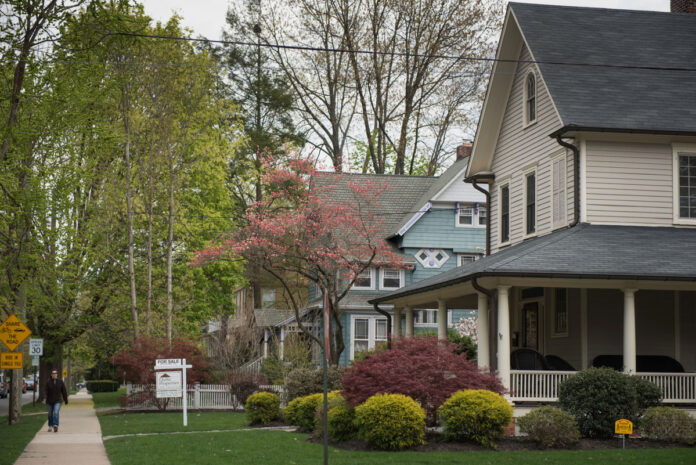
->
xmin=125 ymin=383 xmax=286 ymax=410
xmin=510 ymin=370 xmax=696 ymax=403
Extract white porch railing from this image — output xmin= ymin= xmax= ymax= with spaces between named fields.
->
xmin=510 ymin=370 xmax=575 ymax=402
xmin=510 ymin=370 xmax=696 ymax=403
xmin=125 ymin=383 xmax=286 ymax=410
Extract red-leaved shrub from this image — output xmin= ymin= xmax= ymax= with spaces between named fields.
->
xmin=341 ymin=337 xmax=503 ymax=418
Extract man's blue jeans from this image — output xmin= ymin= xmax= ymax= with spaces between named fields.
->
xmin=47 ymin=402 xmax=61 ymax=427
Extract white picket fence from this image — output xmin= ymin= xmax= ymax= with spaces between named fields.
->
xmin=125 ymin=383 xmax=285 ymax=410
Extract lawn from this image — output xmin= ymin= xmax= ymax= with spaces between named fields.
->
xmin=91 ymin=387 xmax=126 ymax=409
xmin=0 ymin=414 xmax=47 ymax=465
xmin=100 ymin=413 xmax=696 ymax=465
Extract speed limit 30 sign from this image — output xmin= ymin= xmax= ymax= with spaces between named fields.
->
xmin=29 ymin=338 xmax=43 ymax=356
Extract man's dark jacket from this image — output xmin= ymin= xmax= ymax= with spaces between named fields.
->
xmin=45 ymin=378 xmax=68 ymax=404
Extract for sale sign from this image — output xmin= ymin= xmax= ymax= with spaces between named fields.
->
xmin=156 ymin=371 xmax=182 ymax=398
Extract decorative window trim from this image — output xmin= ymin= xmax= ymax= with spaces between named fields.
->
xmin=498 ymin=182 xmax=511 ymax=246
xmin=352 ymin=267 xmax=375 ymax=290
xmin=350 ymin=315 xmax=388 ymax=360
xmin=523 ymin=165 xmax=537 ymax=238
xmin=455 ymin=203 xmax=486 ymax=228
xmin=552 ymin=288 xmax=569 ymax=338
xmin=672 ymin=144 xmax=696 ymax=225
xmin=523 ymin=71 xmax=537 ymax=127
xmin=550 ymin=151 xmax=567 ymax=230
xmin=379 ymin=268 xmax=405 ymax=290
xmin=415 ymin=249 xmax=450 ymax=269
xmin=457 ymin=253 xmax=481 ymax=266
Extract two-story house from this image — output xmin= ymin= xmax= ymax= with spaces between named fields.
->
xmin=371 ymin=2 xmax=696 ymax=404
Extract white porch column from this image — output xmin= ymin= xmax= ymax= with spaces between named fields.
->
xmin=263 ymin=329 xmax=269 ymax=358
xmin=393 ymin=307 xmax=402 ymax=338
xmin=279 ymin=328 xmax=285 ymax=360
xmin=437 ymin=299 xmax=447 ymax=340
xmin=405 ymin=306 xmax=414 ymax=337
xmin=477 ymin=292 xmax=490 ymax=370
xmin=497 ymin=286 xmax=511 ymax=391
xmin=623 ymin=288 xmax=637 ymax=374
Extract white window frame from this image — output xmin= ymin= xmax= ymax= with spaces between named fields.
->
xmin=414 ymin=309 xmax=438 ymax=327
xmin=379 ymin=268 xmax=404 ymax=290
xmin=673 ymin=144 xmax=696 ymax=225
xmin=415 ymin=248 xmax=450 ymax=269
xmin=457 ymin=253 xmax=481 ymax=266
xmin=455 ymin=203 xmax=486 ymax=228
xmin=350 ymin=315 xmax=388 ymax=360
xmin=523 ymin=71 xmax=537 ymax=127
xmin=498 ymin=182 xmax=511 ymax=246
xmin=550 ymin=151 xmax=567 ymax=230
xmin=351 ymin=267 xmax=376 ymax=290
xmin=523 ymin=165 xmax=538 ymax=238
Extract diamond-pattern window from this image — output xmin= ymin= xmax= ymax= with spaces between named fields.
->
xmin=415 ymin=248 xmax=449 ymax=268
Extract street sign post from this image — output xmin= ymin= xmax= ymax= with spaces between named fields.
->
xmin=0 ymin=352 xmax=23 ymax=369
xmin=29 ymin=338 xmax=43 ymax=356
xmin=155 ymin=358 xmax=192 ymax=426
xmin=0 ymin=314 xmax=32 ymax=351
xmin=31 ymin=356 xmax=39 ymax=366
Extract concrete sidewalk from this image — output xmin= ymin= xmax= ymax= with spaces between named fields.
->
xmin=14 ymin=390 xmax=110 ymax=465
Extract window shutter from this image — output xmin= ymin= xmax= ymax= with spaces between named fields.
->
xmin=552 ymin=157 xmax=566 ymax=227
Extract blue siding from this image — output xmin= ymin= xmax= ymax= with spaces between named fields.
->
xmin=400 ymin=208 xmax=485 ymax=253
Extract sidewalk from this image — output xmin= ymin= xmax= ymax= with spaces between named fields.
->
xmin=14 ymin=390 xmax=110 ymax=465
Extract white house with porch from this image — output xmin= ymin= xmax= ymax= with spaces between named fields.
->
xmin=370 ymin=2 xmax=696 ymax=405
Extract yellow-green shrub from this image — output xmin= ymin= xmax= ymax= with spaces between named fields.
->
xmin=641 ymin=407 xmax=696 ymax=444
xmin=355 ymin=393 xmax=426 ymax=450
xmin=438 ymin=389 xmax=513 ymax=448
xmin=285 ymin=391 xmax=340 ymax=430
xmin=517 ymin=406 xmax=580 ymax=448
xmin=314 ymin=392 xmax=357 ymax=442
xmin=245 ymin=391 xmax=280 ymax=425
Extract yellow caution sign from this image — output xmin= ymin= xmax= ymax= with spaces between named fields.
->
xmin=62 ymin=369 xmax=68 ymax=379
xmin=615 ymin=419 xmax=633 ymax=435
xmin=1 ymin=352 xmax=23 ymax=369
xmin=0 ymin=314 xmax=32 ymax=351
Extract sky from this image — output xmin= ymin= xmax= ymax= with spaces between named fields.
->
xmin=140 ymin=0 xmax=671 ymax=41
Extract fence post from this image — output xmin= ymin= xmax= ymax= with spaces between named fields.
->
xmin=126 ymin=382 xmax=132 ymax=397
xmin=194 ymin=382 xmax=201 ymax=410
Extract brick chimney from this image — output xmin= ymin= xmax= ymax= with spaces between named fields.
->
xmin=671 ymin=0 xmax=696 ymax=13
xmin=456 ymin=142 xmax=472 ymax=160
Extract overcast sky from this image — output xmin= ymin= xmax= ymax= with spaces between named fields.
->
xmin=140 ymin=0 xmax=671 ymax=41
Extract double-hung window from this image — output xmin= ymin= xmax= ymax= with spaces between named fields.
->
xmin=674 ymin=146 xmax=696 ymax=224
xmin=457 ymin=203 xmax=486 ymax=227
xmin=352 ymin=268 xmax=375 ymax=290
xmin=525 ymin=170 xmax=536 ymax=235
xmin=380 ymin=268 xmax=403 ymax=290
xmin=499 ymin=184 xmax=510 ymax=244
xmin=351 ymin=316 xmax=388 ymax=359
xmin=552 ymin=153 xmax=567 ymax=229
xmin=525 ymin=72 xmax=536 ymax=125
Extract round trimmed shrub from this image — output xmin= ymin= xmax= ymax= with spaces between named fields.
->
xmin=313 ymin=392 xmax=357 ymax=442
xmin=558 ymin=368 xmax=661 ymax=439
xmin=641 ymin=407 xmax=696 ymax=444
xmin=517 ymin=406 xmax=580 ymax=448
xmin=245 ymin=391 xmax=280 ymax=425
xmin=438 ymin=389 xmax=513 ymax=448
xmin=285 ymin=392 xmax=341 ymax=430
xmin=355 ymin=393 xmax=426 ymax=450
xmin=285 ymin=367 xmax=342 ymax=401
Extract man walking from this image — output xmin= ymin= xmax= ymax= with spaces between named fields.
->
xmin=45 ymin=369 xmax=68 ymax=432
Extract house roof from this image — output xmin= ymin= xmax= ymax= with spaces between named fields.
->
xmin=253 ymin=308 xmax=296 ymax=327
xmin=511 ymin=2 xmax=696 ymax=135
xmin=370 ymin=223 xmax=696 ymax=303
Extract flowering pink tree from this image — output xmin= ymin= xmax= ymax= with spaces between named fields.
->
xmin=192 ymin=151 xmax=405 ymax=365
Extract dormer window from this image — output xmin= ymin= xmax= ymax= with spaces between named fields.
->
xmin=456 ymin=203 xmax=486 ymax=228
xmin=525 ymin=72 xmax=536 ymax=125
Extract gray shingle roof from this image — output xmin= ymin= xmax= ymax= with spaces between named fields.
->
xmin=371 ymin=223 xmax=696 ymax=303
xmin=253 ymin=308 xmax=296 ymax=327
xmin=510 ymin=2 xmax=696 ymax=134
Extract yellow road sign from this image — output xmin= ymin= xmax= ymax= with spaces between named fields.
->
xmin=615 ymin=419 xmax=633 ymax=435
xmin=62 ymin=369 xmax=68 ymax=379
xmin=1 ymin=352 xmax=23 ymax=369
xmin=0 ymin=314 xmax=32 ymax=351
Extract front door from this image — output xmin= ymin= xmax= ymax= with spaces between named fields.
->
xmin=523 ymin=302 xmax=539 ymax=350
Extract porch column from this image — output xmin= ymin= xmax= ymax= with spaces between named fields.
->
xmin=393 ymin=307 xmax=402 ymax=338
xmin=477 ymin=292 xmax=490 ymax=370
xmin=405 ymin=306 xmax=414 ymax=337
xmin=623 ymin=288 xmax=637 ymax=374
xmin=437 ymin=299 xmax=447 ymax=340
xmin=497 ymin=286 xmax=511 ymax=391
xmin=279 ymin=328 xmax=285 ymax=361
xmin=263 ymin=329 xmax=269 ymax=358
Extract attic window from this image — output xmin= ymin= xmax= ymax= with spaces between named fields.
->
xmin=415 ymin=248 xmax=449 ymax=269
xmin=525 ymin=72 xmax=536 ymax=125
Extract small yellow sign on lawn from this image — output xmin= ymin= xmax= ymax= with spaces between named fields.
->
xmin=0 ymin=314 xmax=32 ymax=351
xmin=615 ymin=419 xmax=633 ymax=435
xmin=1 ymin=352 xmax=23 ymax=369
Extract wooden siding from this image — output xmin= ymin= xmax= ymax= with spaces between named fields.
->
xmin=585 ymin=141 xmax=673 ymax=225
xmin=489 ymin=45 xmax=569 ymax=253
xmin=400 ymin=208 xmax=486 ymax=252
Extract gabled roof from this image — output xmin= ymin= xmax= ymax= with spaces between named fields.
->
xmin=511 ymin=2 xmax=696 ymax=135
xmin=253 ymin=308 xmax=296 ymax=327
xmin=370 ymin=224 xmax=696 ymax=303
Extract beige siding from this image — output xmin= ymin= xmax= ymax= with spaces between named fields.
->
xmin=489 ymin=45 xmax=569 ymax=253
xmin=585 ymin=141 xmax=673 ymax=225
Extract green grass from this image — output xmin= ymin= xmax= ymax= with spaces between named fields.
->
xmin=0 ymin=414 xmax=47 ymax=465
xmin=98 ymin=411 xmax=249 ymax=436
xmin=102 ymin=429 xmax=696 ymax=465
xmin=91 ymin=387 xmax=126 ymax=409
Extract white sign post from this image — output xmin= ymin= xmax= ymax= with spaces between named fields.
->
xmin=154 ymin=358 xmax=192 ymax=426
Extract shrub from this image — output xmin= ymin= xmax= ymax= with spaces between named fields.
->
xmin=558 ymin=368 xmax=662 ymax=438
xmin=86 ymin=380 xmax=119 ymax=393
xmin=342 ymin=337 xmax=503 ymax=419
xmin=641 ymin=407 xmax=696 ymax=444
xmin=355 ymin=393 xmax=426 ymax=450
xmin=438 ymin=389 xmax=513 ymax=448
xmin=227 ymin=371 xmax=267 ymax=409
xmin=313 ymin=392 xmax=356 ymax=441
xmin=285 ymin=366 xmax=342 ymax=401
xmin=285 ymin=393 xmax=324 ymax=429
xmin=628 ymin=376 xmax=663 ymax=417
xmin=447 ymin=329 xmax=477 ymax=361
xmin=245 ymin=391 xmax=280 ymax=425
xmin=261 ymin=356 xmax=284 ymax=385
xmin=517 ymin=406 xmax=580 ymax=448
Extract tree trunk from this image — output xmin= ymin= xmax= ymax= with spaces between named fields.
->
xmin=146 ymin=187 xmax=153 ymax=333
xmin=123 ymin=86 xmax=138 ymax=339
xmin=166 ymin=158 xmax=175 ymax=343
